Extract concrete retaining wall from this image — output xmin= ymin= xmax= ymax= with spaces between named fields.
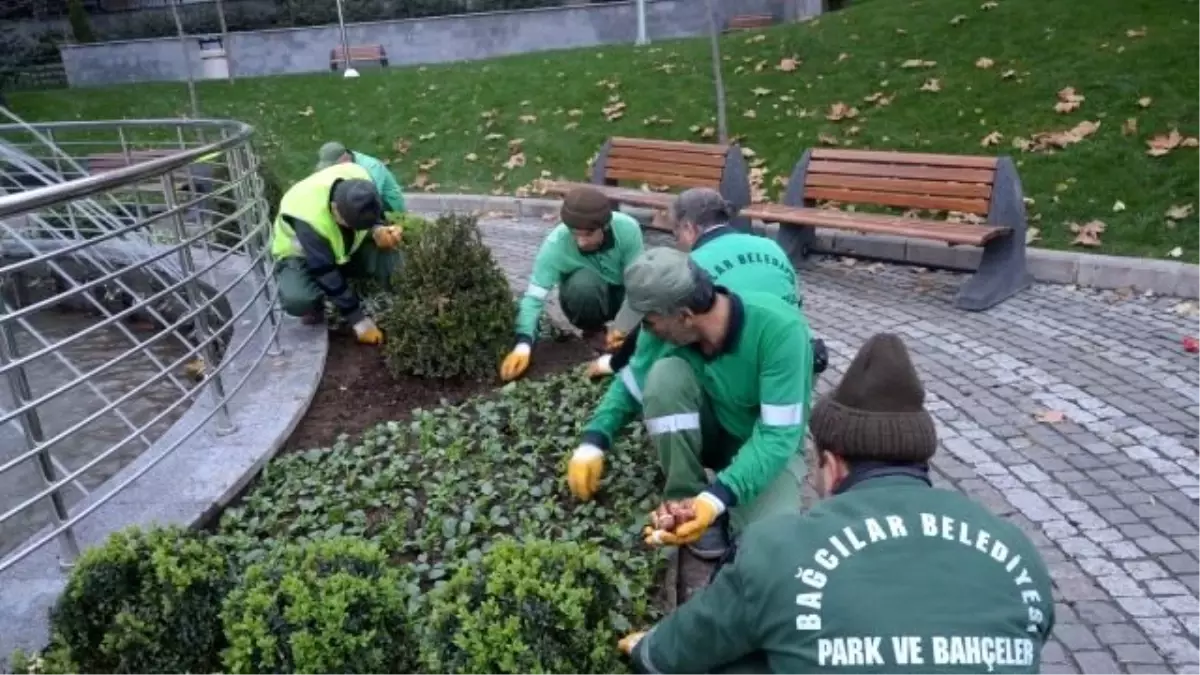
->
xmin=58 ymin=0 xmax=824 ymax=87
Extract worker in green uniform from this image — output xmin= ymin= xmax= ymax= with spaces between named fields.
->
xmin=619 ymin=333 xmax=1056 ymax=674
xmin=587 ymin=187 xmax=803 ymax=380
xmin=569 ymin=247 xmax=814 ymax=560
xmin=499 ymin=186 xmax=644 ymax=382
xmin=316 ymin=141 xmax=407 ymax=216
xmin=270 ymin=162 xmax=403 ymax=345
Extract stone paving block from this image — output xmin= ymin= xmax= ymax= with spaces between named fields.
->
xmin=1113 ymin=643 xmax=1169 ymax=666
xmin=1073 ymin=650 xmax=1120 ymax=673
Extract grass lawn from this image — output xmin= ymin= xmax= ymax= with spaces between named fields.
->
xmin=10 ymin=0 xmax=1198 ymax=260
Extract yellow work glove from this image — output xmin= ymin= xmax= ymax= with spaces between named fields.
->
xmin=566 ymin=443 xmax=605 ymax=501
xmin=643 ymin=492 xmax=725 ymax=547
xmin=618 ymin=631 xmax=648 ymax=656
xmin=585 ymin=354 xmax=614 ymax=380
xmin=372 ymin=225 xmax=403 ymax=250
xmin=499 ymin=343 xmax=532 ymax=382
xmin=352 ymin=317 xmax=384 ymax=345
xmin=605 ymin=328 xmax=626 ymax=352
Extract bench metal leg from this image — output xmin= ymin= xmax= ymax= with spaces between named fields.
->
xmin=955 ymin=157 xmax=1032 ymax=311
xmin=720 ymin=144 xmax=753 ymax=232
xmin=772 ymin=148 xmax=816 ymax=260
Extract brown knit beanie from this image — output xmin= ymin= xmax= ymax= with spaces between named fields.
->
xmin=809 ymin=333 xmax=938 ymax=463
xmin=561 ymin=186 xmax=613 ymax=231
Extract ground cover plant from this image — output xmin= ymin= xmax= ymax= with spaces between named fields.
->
xmin=12 ymin=0 xmax=1198 ymax=259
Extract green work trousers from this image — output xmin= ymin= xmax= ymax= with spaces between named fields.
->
xmin=275 ymin=241 xmax=400 ymax=317
xmin=559 ymin=267 xmax=624 ymax=333
xmin=642 ymin=356 xmax=806 ymax=535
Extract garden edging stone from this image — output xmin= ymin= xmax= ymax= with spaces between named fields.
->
xmin=406 ymin=194 xmax=1200 ymax=300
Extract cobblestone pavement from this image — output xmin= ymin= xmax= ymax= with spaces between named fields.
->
xmin=478 ymin=215 xmax=1200 ymax=674
xmin=0 ymin=310 xmax=194 ymax=560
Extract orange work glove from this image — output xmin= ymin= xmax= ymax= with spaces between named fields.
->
xmin=566 ymin=443 xmax=605 ymax=501
xmin=372 ymin=225 xmax=403 ymax=250
xmin=643 ymin=492 xmax=724 ymax=547
xmin=605 ymin=328 xmax=626 ymax=352
xmin=352 ymin=317 xmax=384 ymax=345
xmin=499 ymin=343 xmax=532 ymax=382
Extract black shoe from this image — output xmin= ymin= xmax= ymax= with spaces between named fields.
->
xmin=811 ymin=337 xmax=829 ymax=375
xmin=687 ymin=515 xmax=730 ymax=561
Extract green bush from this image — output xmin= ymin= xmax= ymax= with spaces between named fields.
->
xmin=419 ymin=537 xmax=645 ymax=674
xmin=46 ymin=525 xmax=229 ymax=674
xmin=377 ymin=212 xmax=514 ymax=380
xmin=221 ymin=537 xmax=418 ymax=674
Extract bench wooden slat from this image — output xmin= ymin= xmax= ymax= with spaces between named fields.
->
xmin=605 ymin=169 xmax=718 ymax=189
xmin=805 ymin=173 xmax=994 ymax=199
xmin=330 ymin=44 xmax=387 ymax=67
xmin=743 ymin=204 xmax=1008 ymax=246
xmin=610 ymin=137 xmax=729 ymax=155
xmin=811 ymin=148 xmax=999 ymax=169
xmin=607 ymin=156 xmax=725 ymax=181
xmin=804 ymin=186 xmax=991 ymax=214
xmin=608 ymin=145 xmax=728 ymax=168
xmin=809 ymin=159 xmax=996 ymax=184
xmin=542 ymin=180 xmax=675 ymax=210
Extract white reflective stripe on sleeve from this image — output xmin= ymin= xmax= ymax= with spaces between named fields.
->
xmin=620 ymin=367 xmax=643 ymax=403
xmin=761 ymin=403 xmax=805 ymax=426
xmin=645 ymin=412 xmax=701 ymax=436
xmin=524 ymin=284 xmax=550 ymax=299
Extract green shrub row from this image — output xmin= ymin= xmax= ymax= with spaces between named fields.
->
xmin=17 ymin=527 xmax=643 ymax=674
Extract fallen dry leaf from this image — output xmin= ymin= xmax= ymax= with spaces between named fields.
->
xmin=975 ymin=57 xmax=995 ymax=69
xmin=504 ymin=152 xmax=526 ymax=170
xmin=920 ymin=78 xmax=942 ymax=92
xmin=863 ymin=91 xmax=895 ymax=106
xmin=464 ymin=153 xmax=478 ymax=162
xmin=746 ymin=33 xmax=766 ymax=43
xmin=837 ymin=52 xmax=851 ymax=63
xmin=818 ymin=133 xmax=840 ymax=146
xmin=1167 ymin=247 xmax=1184 ymax=258
xmin=980 ymin=1 xmax=998 ymax=8
xmin=950 ymin=14 xmax=967 ymax=25
xmin=752 ymin=87 xmax=772 ymax=97
xmin=602 ymin=100 xmax=626 ymax=122
xmin=518 ymin=114 xmax=538 ymax=124
xmin=690 ymin=125 xmax=717 ymax=139
xmin=1146 ymin=129 xmax=1200 ymax=156
xmin=743 ymin=109 xmax=758 ymax=119
xmin=1126 ymin=26 xmax=1147 ymax=38
xmin=1069 ymin=220 xmax=1106 ymax=247
xmin=1137 ymin=97 xmax=1152 ymax=108
xmin=901 ymin=59 xmax=938 ymax=68
xmin=1055 ymin=87 xmax=1085 ymax=113
xmin=1166 ymin=203 xmax=1194 ymax=221
xmin=1017 ymin=120 xmax=1101 ymax=152
xmin=826 ymin=102 xmax=859 ymax=121
xmin=777 ymin=57 xmax=800 ymax=72
xmin=1025 ymin=227 xmax=1041 ymax=244
xmin=981 ymin=131 xmax=1003 ymax=147
xmin=1122 ymin=118 xmax=1138 ymax=136
xmin=298 ymin=106 xmax=314 ymax=117
xmin=1000 ymin=69 xmax=1016 ymax=79
xmin=1035 ymin=409 xmax=1066 ymax=423
xmin=1112 ymin=200 xmax=1126 ymax=212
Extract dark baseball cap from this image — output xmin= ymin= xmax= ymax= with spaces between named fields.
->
xmin=613 ymin=247 xmax=704 ymax=330
xmin=331 ymin=179 xmax=382 ymax=230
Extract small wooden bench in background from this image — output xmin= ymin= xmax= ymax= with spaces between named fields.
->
xmin=741 ymin=148 xmax=1031 ymax=311
xmin=541 ymin=136 xmax=753 ymax=231
xmin=330 ymin=44 xmax=388 ymax=71
xmin=725 ymin=14 xmax=776 ymax=32
xmin=87 ymin=149 xmax=194 ymax=194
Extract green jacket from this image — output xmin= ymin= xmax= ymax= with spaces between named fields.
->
xmin=632 ymin=472 xmax=1056 ymax=674
xmin=270 ymin=162 xmax=375 ymax=323
xmin=690 ymin=226 xmax=799 ymax=307
xmin=350 ymin=150 xmax=406 ymax=215
xmin=585 ymin=290 xmax=813 ymax=508
xmin=515 ymin=211 xmax=644 ymax=343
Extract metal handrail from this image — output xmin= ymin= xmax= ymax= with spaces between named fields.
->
xmin=0 ymin=119 xmax=254 ymax=218
xmin=0 ymin=114 xmax=283 ymax=571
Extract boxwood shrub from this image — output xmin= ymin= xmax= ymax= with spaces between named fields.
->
xmin=220 ymin=537 xmax=418 ymax=674
xmin=419 ymin=537 xmax=646 ymax=674
xmin=46 ymin=525 xmax=230 ymax=674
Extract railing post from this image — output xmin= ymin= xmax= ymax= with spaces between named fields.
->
xmin=161 ymin=175 xmax=236 ymax=435
xmin=231 ymin=144 xmax=283 ymax=356
xmin=0 ymin=277 xmax=80 ymax=568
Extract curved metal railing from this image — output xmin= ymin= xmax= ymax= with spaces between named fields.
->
xmin=0 ymin=112 xmax=283 ymax=572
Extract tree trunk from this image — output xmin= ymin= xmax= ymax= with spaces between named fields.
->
xmin=704 ymin=0 xmax=729 ymax=143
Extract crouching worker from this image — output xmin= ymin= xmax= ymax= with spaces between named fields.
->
xmin=619 ymin=333 xmax=1056 ymax=674
xmin=271 ymin=162 xmax=403 ymax=345
xmin=569 ymin=247 xmax=814 ymax=560
xmin=499 ymin=186 xmax=644 ymax=382
xmin=316 ymin=141 xmax=407 ymax=217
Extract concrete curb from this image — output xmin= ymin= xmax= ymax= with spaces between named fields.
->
xmin=0 ymin=244 xmax=327 ymax=663
xmin=406 ymin=193 xmax=1200 ymax=300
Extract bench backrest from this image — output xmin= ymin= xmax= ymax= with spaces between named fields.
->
xmin=88 ymin=149 xmax=179 ymax=173
xmin=801 ymin=148 xmax=1000 ymax=215
xmin=331 ymin=45 xmax=386 ymax=62
xmin=595 ymin=137 xmax=730 ymax=191
xmin=727 ymin=14 xmax=775 ymax=30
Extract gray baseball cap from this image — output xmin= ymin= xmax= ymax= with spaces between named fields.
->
xmin=613 ymin=247 xmax=703 ymax=331
xmin=316 ymin=141 xmax=349 ymax=170
xmin=331 ymin=178 xmax=382 ymax=230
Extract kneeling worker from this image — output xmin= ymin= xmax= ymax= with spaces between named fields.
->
xmin=499 ymin=186 xmax=644 ymax=382
xmin=271 ymin=162 xmax=403 ymax=345
xmin=569 ymin=247 xmax=814 ymax=559
xmin=619 ymin=333 xmax=1055 ymax=674
xmin=316 ymin=141 xmax=407 ymax=217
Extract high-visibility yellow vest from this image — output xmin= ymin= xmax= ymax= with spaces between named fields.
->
xmin=270 ymin=163 xmax=372 ymax=262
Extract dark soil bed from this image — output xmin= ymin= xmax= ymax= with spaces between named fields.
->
xmin=283 ymin=330 xmax=595 ymax=452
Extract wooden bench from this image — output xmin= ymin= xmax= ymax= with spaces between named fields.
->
xmin=726 ymin=14 xmax=776 ymax=31
xmin=541 ymin=136 xmax=753 ymax=231
xmin=741 ymin=148 xmax=1032 ymax=311
xmin=329 ymin=44 xmax=388 ymax=71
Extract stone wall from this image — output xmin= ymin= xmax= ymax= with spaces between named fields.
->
xmin=58 ymin=0 xmax=825 ymax=87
